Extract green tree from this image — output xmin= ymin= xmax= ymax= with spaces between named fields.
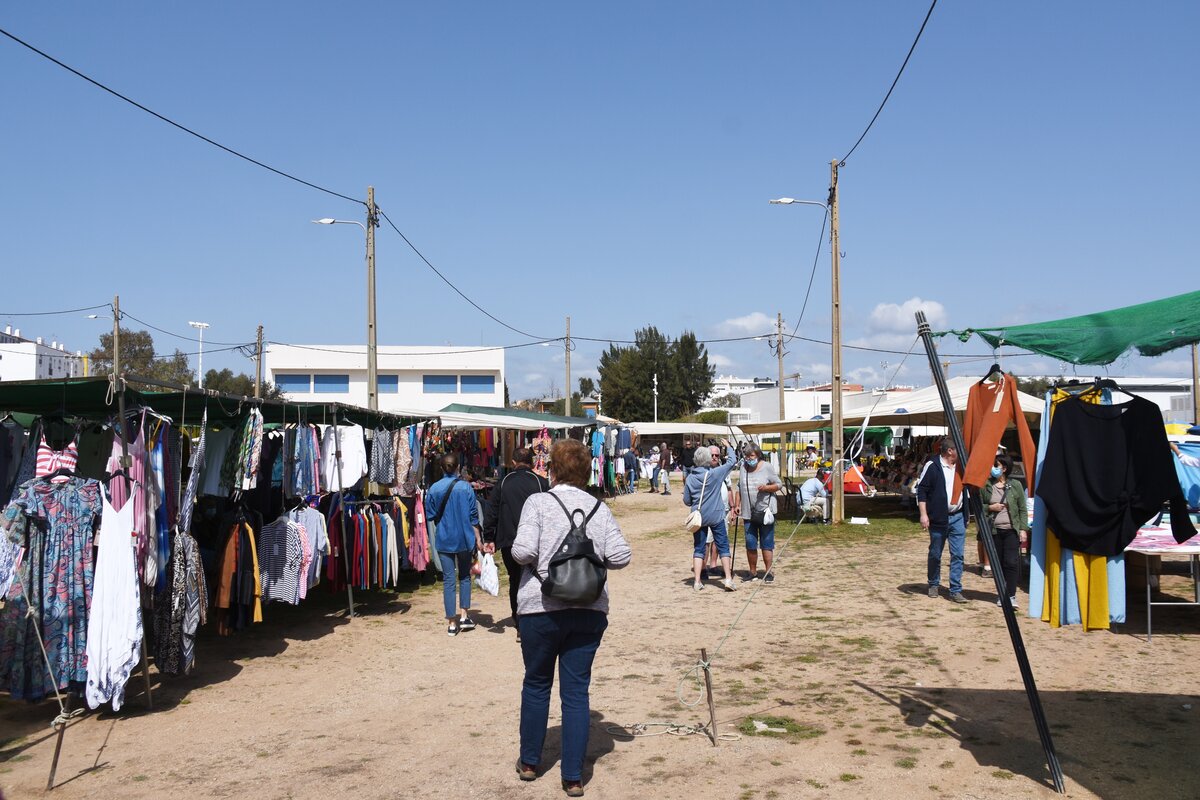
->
xmin=203 ymin=368 xmax=285 ymax=400
xmin=709 ymin=392 xmax=741 ymax=408
xmin=1017 ymin=375 xmax=1054 ymax=398
xmin=87 ymin=329 xmax=194 ymax=387
xmin=578 ymin=376 xmax=595 ymax=398
xmin=597 ymin=326 xmax=715 ymax=421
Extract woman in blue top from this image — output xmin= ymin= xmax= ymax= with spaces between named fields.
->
xmin=683 ymin=438 xmax=737 ymax=592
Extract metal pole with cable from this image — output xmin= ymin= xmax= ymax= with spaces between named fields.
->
xmin=915 ymin=310 xmax=1065 ymax=794
xmin=829 ymin=160 xmax=844 ymax=524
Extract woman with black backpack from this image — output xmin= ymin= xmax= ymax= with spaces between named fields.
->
xmin=510 ymin=438 xmax=632 ymax=797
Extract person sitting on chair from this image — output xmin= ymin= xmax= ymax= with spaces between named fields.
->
xmin=800 ymin=468 xmax=830 ymax=523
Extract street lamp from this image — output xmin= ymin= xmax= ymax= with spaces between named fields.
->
xmin=188 ymin=320 xmax=210 ymax=388
xmin=313 ymin=186 xmax=379 ymax=410
xmin=770 ymin=191 xmax=844 ymax=523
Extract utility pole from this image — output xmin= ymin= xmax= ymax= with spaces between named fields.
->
xmin=565 ymin=316 xmax=571 ymax=417
xmin=366 ymin=186 xmax=379 ymax=411
xmin=112 ymin=296 xmax=127 ymax=458
xmin=1192 ymin=344 xmax=1200 ymax=425
xmin=829 ymin=159 xmax=844 ymax=525
xmin=254 ymin=324 xmax=264 ymax=399
xmin=653 ymin=372 xmax=659 ymax=423
xmin=777 ymin=312 xmax=787 ymax=479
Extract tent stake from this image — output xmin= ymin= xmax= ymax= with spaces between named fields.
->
xmin=915 ymin=310 xmax=1065 ymax=794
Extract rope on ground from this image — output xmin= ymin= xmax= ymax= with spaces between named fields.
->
xmin=604 ymin=721 xmax=741 ymax=742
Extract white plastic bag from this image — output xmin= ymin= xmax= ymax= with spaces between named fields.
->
xmin=475 ymin=552 xmax=500 ymax=596
xmin=763 ymin=507 xmax=775 ymax=525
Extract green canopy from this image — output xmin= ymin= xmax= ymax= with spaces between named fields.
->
xmin=0 ymin=377 xmax=429 ymax=428
xmin=938 ymin=290 xmax=1200 ymax=366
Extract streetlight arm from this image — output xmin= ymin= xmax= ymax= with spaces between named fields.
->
xmin=312 ymin=218 xmax=367 ymax=232
xmin=769 ymin=198 xmax=828 ymax=209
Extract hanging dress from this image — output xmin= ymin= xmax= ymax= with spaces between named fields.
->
xmin=85 ymin=489 xmax=142 ymax=710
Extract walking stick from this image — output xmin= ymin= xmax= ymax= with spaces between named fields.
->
xmin=729 ymin=514 xmax=740 ymax=576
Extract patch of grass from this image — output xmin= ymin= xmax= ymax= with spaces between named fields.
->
xmin=646 ymin=756 xmax=666 ymax=764
xmin=737 ymin=716 xmax=825 ymax=741
xmin=769 ymin=760 xmax=782 ymax=767
xmin=839 ymin=773 xmax=861 ymax=782
xmin=796 ymin=654 xmax=820 ymax=663
xmin=133 ymin=775 xmax=149 ymax=782
xmin=939 ymin=760 xmax=954 ymax=769
xmin=895 ymin=757 xmax=918 ymax=769
xmin=992 ymin=770 xmax=1015 ymax=780
xmin=851 ymin=749 xmax=868 ymax=756
xmin=805 ymin=779 xmax=826 ymax=789
xmin=838 ymin=635 xmax=877 ymax=650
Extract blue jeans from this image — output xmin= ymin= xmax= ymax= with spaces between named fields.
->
xmin=651 ymin=466 xmax=661 ymax=490
xmin=438 ymin=550 xmax=473 ymax=618
xmin=519 ymin=610 xmax=609 ymax=782
xmin=927 ymin=511 xmax=966 ymax=594
xmin=744 ymin=520 xmax=775 ymax=552
xmin=626 ymin=469 xmax=636 ymax=492
xmin=693 ymin=519 xmax=730 ymax=558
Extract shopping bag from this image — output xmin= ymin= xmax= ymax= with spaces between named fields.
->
xmin=475 ymin=552 xmax=500 ymax=596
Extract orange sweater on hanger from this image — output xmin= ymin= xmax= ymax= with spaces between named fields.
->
xmin=962 ymin=373 xmax=1037 ymax=489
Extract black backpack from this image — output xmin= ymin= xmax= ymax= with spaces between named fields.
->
xmin=532 ymin=494 xmax=607 ymax=604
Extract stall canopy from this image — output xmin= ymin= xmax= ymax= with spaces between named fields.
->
xmin=627 ymin=421 xmax=746 ymax=438
xmin=938 ymin=290 xmax=1200 ymax=365
xmin=437 ymin=403 xmax=587 ymax=431
xmin=739 ymin=376 xmax=1043 ymax=434
xmin=0 ymin=377 xmax=433 ymax=428
xmin=439 ymin=403 xmax=594 ymax=428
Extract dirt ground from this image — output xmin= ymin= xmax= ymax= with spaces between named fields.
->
xmin=2 ymin=487 xmax=1199 ymax=800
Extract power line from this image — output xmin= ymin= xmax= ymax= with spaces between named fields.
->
xmin=377 ymin=209 xmax=550 ymax=341
xmin=265 ymin=339 xmax=563 ymax=357
xmin=118 ymin=310 xmax=250 ymax=346
xmin=839 ymin=0 xmax=939 ymax=165
xmin=784 ymin=206 xmax=829 ymax=344
xmin=0 ymin=26 xmax=363 ymax=206
xmin=0 ymin=302 xmax=112 ymax=317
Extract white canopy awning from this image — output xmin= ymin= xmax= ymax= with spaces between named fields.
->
xmin=739 ymin=377 xmax=1043 ymax=434
xmin=627 ymin=421 xmax=746 ymax=438
xmin=437 ymin=411 xmax=579 ymax=431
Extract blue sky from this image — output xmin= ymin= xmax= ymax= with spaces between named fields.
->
xmin=2 ymin=2 xmax=1198 ymax=400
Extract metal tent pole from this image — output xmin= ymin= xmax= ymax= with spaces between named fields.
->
xmin=914 ymin=310 xmax=1065 ymax=794
xmin=330 ymin=408 xmax=356 ymax=618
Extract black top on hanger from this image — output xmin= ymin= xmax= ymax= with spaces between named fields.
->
xmin=978 ymin=363 xmax=1004 ymax=383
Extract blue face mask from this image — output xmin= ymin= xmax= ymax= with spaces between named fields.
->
xmin=990 ymin=466 xmax=1003 ymax=478
xmin=745 ymin=458 xmax=758 ymax=468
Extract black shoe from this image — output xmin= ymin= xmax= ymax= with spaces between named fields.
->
xmin=562 ymin=779 xmax=585 ymax=797
xmin=516 ymin=760 xmax=537 ymax=781
xmin=458 ymin=616 xmax=477 ymax=631
xmin=763 ymin=573 xmax=775 ymax=584
xmin=447 ymin=622 xmax=460 ymax=637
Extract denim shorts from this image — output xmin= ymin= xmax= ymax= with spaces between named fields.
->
xmin=744 ymin=520 xmax=775 ymax=551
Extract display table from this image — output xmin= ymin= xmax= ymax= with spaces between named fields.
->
xmin=1125 ymin=526 xmax=1200 ymax=642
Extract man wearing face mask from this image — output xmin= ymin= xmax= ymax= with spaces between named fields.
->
xmin=733 ymin=445 xmax=782 ymax=582
xmin=917 ymin=437 xmax=968 ymax=603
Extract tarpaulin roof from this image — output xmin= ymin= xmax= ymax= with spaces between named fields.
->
xmin=438 ymin=403 xmax=594 ymax=428
xmin=627 ymin=421 xmax=747 ymax=438
xmin=739 ymin=377 xmax=1043 ymax=433
xmin=937 ymin=290 xmax=1200 ymax=365
xmin=0 ymin=377 xmax=431 ymax=428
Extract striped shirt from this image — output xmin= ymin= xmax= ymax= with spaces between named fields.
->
xmin=35 ymin=435 xmax=79 ymax=482
xmin=257 ymin=516 xmax=304 ymax=605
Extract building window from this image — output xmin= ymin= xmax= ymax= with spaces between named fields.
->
xmin=276 ymin=374 xmax=312 ymax=393
xmin=423 ymin=375 xmax=457 ymax=394
xmin=377 ymin=374 xmax=399 ymax=393
xmin=819 ymin=403 xmax=831 ymax=414
xmin=460 ymin=375 xmax=495 ymax=394
xmin=313 ymin=374 xmax=349 ymax=394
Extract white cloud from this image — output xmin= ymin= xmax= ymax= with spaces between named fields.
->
xmin=708 ymin=353 xmax=735 ymax=369
xmin=717 ymin=311 xmax=774 ymax=337
xmin=866 ymin=297 xmax=947 ymax=335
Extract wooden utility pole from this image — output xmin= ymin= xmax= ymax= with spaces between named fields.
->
xmin=366 ymin=186 xmax=379 ymax=411
xmin=565 ymin=316 xmax=572 ymax=417
xmin=254 ymin=325 xmax=264 ymax=399
xmin=829 ymin=159 xmax=844 ymax=525
xmin=777 ymin=312 xmax=787 ymax=477
xmin=1192 ymin=343 xmax=1199 ymax=424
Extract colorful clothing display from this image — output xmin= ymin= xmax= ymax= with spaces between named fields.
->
xmin=85 ymin=490 xmax=142 ymax=710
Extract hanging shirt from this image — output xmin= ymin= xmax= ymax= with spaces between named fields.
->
xmin=35 ymin=433 xmax=79 ymax=482
xmin=321 ymin=424 xmax=369 ymax=491
xmin=85 ymin=490 xmax=143 ymax=711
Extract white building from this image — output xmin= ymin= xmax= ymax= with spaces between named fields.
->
xmin=706 ymin=374 xmax=777 ymax=403
xmin=264 ymin=343 xmax=506 ymax=414
xmin=0 ymin=326 xmax=85 ymax=382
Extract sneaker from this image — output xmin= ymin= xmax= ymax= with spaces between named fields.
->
xmin=982 ymin=565 xmax=993 ymax=576
xmin=1009 ymin=596 xmax=1019 ymax=609
xmin=949 ymin=592 xmax=968 ymax=604
xmin=693 ymin=581 xmax=704 ymax=592
xmin=562 ymin=779 xmax=585 ymax=797
xmin=741 ymin=573 xmax=756 ymax=583
xmin=722 ymin=578 xmax=738 ymax=592
xmin=515 ymin=760 xmax=537 ymax=781
xmin=458 ymin=617 xmax=477 ymax=631
xmin=447 ymin=622 xmax=460 ymax=636
xmin=763 ymin=573 xmax=775 ymax=584
xmin=927 ymin=586 xmax=939 ymax=598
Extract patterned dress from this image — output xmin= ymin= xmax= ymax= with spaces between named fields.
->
xmin=1 ymin=478 xmax=102 ymax=701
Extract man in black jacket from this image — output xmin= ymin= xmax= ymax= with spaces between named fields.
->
xmin=916 ymin=437 xmax=968 ymax=603
xmin=482 ymin=447 xmax=550 ymax=632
